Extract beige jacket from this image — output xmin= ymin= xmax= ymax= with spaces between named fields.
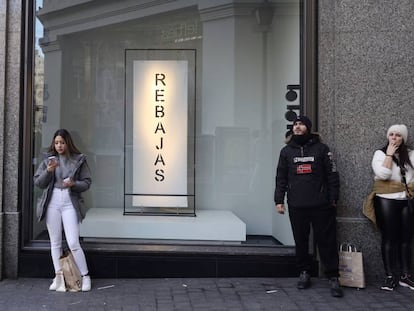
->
xmin=363 ymin=180 xmax=414 ymax=227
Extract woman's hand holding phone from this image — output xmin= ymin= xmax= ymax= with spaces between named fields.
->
xmin=62 ymin=177 xmax=74 ymax=188
xmin=47 ymin=156 xmax=59 ymax=172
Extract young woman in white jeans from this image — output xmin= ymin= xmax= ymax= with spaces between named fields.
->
xmin=34 ymin=129 xmax=92 ymax=292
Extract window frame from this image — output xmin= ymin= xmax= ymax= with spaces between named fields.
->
xmin=20 ymin=0 xmax=319 ymax=250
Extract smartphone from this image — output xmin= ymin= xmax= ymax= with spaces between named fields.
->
xmin=48 ymin=156 xmax=57 ymax=164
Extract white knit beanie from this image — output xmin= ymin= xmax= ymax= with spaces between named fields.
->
xmin=387 ymin=124 xmax=408 ymax=143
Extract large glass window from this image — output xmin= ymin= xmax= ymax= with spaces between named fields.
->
xmin=31 ymin=0 xmax=301 ymax=246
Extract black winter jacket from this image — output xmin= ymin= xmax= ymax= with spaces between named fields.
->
xmin=274 ymin=134 xmax=339 ymax=209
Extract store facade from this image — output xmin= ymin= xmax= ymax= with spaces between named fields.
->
xmin=1 ymin=0 xmax=413 ymax=281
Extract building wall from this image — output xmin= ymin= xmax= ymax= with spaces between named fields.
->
xmin=1 ymin=0 xmax=414 ymax=280
xmin=0 ymin=0 xmax=22 ymax=280
xmin=319 ymin=0 xmax=414 ymax=280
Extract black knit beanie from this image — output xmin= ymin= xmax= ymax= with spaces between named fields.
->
xmin=294 ymin=116 xmax=312 ymax=132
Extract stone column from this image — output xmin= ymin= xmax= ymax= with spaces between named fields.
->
xmin=0 ymin=0 xmax=7 ymax=281
xmin=318 ymin=0 xmax=414 ymax=280
xmin=0 ymin=0 xmax=23 ymax=279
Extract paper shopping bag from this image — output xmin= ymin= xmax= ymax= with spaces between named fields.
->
xmin=59 ymin=250 xmax=82 ymax=292
xmin=338 ymin=243 xmax=366 ymax=288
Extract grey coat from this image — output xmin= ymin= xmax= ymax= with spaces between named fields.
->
xmin=34 ymin=152 xmax=92 ymax=222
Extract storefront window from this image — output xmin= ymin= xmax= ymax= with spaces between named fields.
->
xmin=31 ymin=0 xmax=300 ymax=246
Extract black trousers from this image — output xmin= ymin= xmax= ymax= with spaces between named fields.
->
xmin=289 ymin=207 xmax=339 ymax=278
xmin=374 ymin=196 xmax=414 ymax=276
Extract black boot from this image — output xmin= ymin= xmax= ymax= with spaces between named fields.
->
xmin=329 ymin=277 xmax=343 ymax=297
xmin=380 ymin=275 xmax=396 ymax=291
xmin=297 ymin=271 xmax=311 ymax=289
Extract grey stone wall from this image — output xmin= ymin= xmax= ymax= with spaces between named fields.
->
xmin=0 ymin=0 xmax=6 ymax=281
xmin=319 ymin=0 xmax=414 ymax=280
xmin=0 ymin=0 xmax=22 ymax=279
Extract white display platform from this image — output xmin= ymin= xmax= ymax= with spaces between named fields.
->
xmin=80 ymin=208 xmax=246 ymax=242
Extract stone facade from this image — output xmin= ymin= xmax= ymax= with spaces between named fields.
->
xmin=0 ymin=0 xmax=23 ymax=280
xmin=1 ymin=0 xmax=414 ymax=280
xmin=319 ymin=0 xmax=414 ymax=280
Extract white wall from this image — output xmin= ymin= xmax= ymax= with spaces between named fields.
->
xmin=270 ymin=4 xmax=299 ymax=245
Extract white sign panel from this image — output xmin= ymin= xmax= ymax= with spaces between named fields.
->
xmin=132 ymin=60 xmax=188 ymax=207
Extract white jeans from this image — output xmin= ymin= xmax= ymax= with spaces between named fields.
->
xmin=46 ymin=188 xmax=88 ymax=275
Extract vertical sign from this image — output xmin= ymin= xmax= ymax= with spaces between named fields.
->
xmin=132 ymin=60 xmax=188 ymax=207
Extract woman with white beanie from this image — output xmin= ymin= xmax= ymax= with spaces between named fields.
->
xmin=366 ymin=124 xmax=414 ymax=291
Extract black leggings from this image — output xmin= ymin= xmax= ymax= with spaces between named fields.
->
xmin=374 ymin=197 xmax=414 ymax=276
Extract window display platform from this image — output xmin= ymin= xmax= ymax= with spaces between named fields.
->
xmin=80 ymin=208 xmax=246 ymax=242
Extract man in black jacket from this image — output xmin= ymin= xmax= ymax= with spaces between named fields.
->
xmin=274 ymin=116 xmax=343 ymax=298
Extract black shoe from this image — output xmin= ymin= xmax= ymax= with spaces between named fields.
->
xmin=399 ymin=274 xmax=414 ymax=290
xmin=329 ymin=277 xmax=343 ymax=297
xmin=380 ymin=275 xmax=396 ymax=291
xmin=297 ymin=271 xmax=311 ymax=289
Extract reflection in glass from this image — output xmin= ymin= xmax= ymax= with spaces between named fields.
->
xmin=31 ymin=0 xmax=300 ymax=246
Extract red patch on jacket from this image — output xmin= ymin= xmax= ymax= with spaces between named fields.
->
xmin=296 ymin=164 xmax=312 ymax=174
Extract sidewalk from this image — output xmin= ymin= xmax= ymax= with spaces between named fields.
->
xmin=0 ymin=277 xmax=413 ymax=310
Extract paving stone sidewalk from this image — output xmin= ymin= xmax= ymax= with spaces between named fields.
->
xmin=0 ymin=277 xmax=413 ymax=310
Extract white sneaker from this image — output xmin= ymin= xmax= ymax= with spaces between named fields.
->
xmin=50 ymin=272 xmax=66 ymax=292
xmin=49 ymin=277 xmax=57 ymax=291
xmin=82 ymin=275 xmax=91 ymax=292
